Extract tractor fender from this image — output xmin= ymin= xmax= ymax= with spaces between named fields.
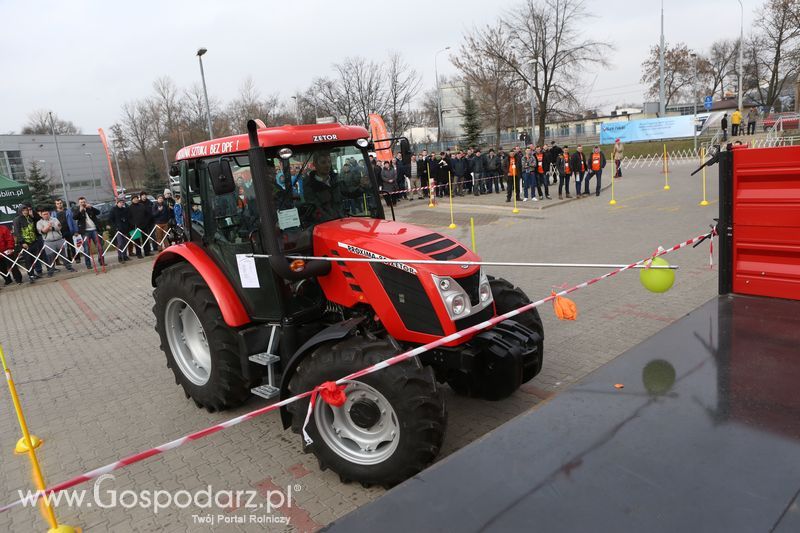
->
xmin=151 ymin=243 xmax=251 ymax=328
xmin=279 ymin=316 xmax=365 ymax=429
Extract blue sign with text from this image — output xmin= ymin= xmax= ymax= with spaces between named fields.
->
xmin=600 ymin=114 xmax=707 ymax=144
xmin=704 ymin=96 xmax=713 ymax=110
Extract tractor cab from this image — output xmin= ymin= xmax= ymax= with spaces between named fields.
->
xmin=153 ymin=120 xmax=544 ymax=488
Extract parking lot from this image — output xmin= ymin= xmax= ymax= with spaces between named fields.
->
xmin=0 ymin=165 xmax=720 ymax=532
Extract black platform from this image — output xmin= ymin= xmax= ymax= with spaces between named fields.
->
xmin=326 ymin=295 xmax=800 ymax=533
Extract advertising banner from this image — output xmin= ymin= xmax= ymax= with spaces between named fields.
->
xmin=0 ymin=174 xmax=31 ymax=225
xmin=368 ymin=114 xmax=393 ymax=162
xmin=600 ymin=114 xmax=709 ymax=144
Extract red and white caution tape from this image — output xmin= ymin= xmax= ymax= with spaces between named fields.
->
xmin=0 ymin=227 xmax=715 ymax=514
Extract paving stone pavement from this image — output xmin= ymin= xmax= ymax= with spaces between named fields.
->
xmin=0 ymin=165 xmax=720 ymax=532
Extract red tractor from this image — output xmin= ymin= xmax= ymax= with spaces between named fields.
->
xmin=152 ymin=120 xmax=544 ymax=486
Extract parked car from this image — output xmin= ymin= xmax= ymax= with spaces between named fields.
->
xmin=762 ymin=113 xmax=800 ymax=131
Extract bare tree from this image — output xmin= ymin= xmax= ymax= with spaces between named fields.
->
xmin=641 ymin=42 xmax=695 ymax=110
xmin=22 ymin=110 xmax=81 ymax=135
xmin=474 ymin=0 xmax=612 ymax=145
xmin=339 ymin=57 xmax=387 ymax=129
xmin=702 ymin=39 xmax=740 ymax=99
xmin=745 ymin=0 xmax=800 ymax=108
xmin=227 ymin=76 xmax=273 ymax=131
xmin=385 ymin=52 xmax=421 ymax=137
xmin=121 ymin=100 xmax=154 ymax=166
xmin=452 ymin=23 xmax=520 ymax=144
xmin=152 ymin=77 xmax=183 ymax=141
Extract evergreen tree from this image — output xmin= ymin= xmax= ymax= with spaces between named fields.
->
xmin=461 ymin=90 xmax=482 ymax=148
xmin=26 ymin=160 xmax=56 ymax=208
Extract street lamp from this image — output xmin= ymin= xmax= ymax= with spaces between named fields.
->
xmin=196 ymin=47 xmax=214 ymax=139
xmin=160 ymin=140 xmax=170 ymax=178
xmin=291 ymin=95 xmax=300 ymax=125
xmin=48 ymin=111 xmax=70 ymax=203
xmin=736 ymin=0 xmax=744 ymax=112
xmin=434 ymin=46 xmax=451 ymax=142
xmin=690 ymin=53 xmax=698 ymax=152
xmin=84 ymin=152 xmax=98 ymax=201
xmin=659 ymin=0 xmax=665 ymax=116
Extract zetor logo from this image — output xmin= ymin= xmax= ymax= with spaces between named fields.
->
xmin=312 ymin=134 xmax=338 ymax=142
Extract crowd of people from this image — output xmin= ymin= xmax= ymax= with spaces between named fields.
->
xmin=0 ymin=189 xmax=183 ymax=288
xmin=373 ymin=139 xmax=624 ymax=205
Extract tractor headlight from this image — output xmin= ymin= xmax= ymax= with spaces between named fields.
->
xmin=479 ymin=282 xmax=492 ymax=303
xmin=439 ymin=279 xmax=451 ymax=291
xmin=356 ymin=138 xmax=369 ymax=148
xmin=451 ymin=295 xmax=466 ymax=316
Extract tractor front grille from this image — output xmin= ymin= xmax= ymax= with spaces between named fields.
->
xmin=455 ymin=272 xmax=481 ymax=306
xmin=372 ymin=263 xmax=444 ymax=336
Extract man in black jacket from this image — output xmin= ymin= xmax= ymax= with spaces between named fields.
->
xmin=12 ymin=204 xmax=42 ymax=282
xmin=548 ymin=141 xmax=563 ymax=185
xmin=138 ymin=191 xmax=157 ymax=254
xmin=72 ymin=196 xmax=105 ymax=268
xmin=128 ymin=195 xmax=151 ymax=257
xmin=584 ymin=145 xmax=607 ymax=197
xmin=110 ymin=197 xmax=132 ymax=262
xmin=484 ymin=149 xmax=501 ymax=193
xmin=451 ymin=151 xmax=467 ymax=196
xmin=472 ymin=148 xmax=485 ymax=195
xmin=571 ymin=145 xmax=587 ymax=197
xmin=436 ymin=152 xmax=450 ymax=198
xmin=417 ymin=150 xmax=430 ymax=195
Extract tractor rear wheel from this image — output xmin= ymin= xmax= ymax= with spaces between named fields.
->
xmin=153 ymin=263 xmax=253 ymax=412
xmin=287 ymin=336 xmax=446 ymax=488
xmin=489 ymin=276 xmax=544 ymax=383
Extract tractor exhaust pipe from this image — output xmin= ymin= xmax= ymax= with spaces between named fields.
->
xmin=246 ymin=120 xmax=331 ymax=281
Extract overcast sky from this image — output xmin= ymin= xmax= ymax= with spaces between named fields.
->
xmin=0 ymin=0 xmax=758 ymax=135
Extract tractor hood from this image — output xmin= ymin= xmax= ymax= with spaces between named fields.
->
xmin=313 ymin=218 xmax=480 ymax=277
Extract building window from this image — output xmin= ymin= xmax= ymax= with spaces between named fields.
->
xmin=544 ymin=127 xmax=551 ymax=138
xmin=576 ymin=123 xmax=585 ymax=135
xmin=0 ymin=151 xmax=26 ymax=182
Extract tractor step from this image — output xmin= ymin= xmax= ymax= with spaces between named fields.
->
xmin=251 ymin=384 xmax=280 ymax=400
xmin=249 ymin=352 xmax=280 ymax=366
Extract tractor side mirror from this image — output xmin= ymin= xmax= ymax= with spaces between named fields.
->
xmin=169 ymin=163 xmax=180 ymax=177
xmin=208 ymin=158 xmax=236 ymax=195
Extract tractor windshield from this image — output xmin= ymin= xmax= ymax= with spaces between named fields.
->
xmin=267 ymin=144 xmax=380 ymax=252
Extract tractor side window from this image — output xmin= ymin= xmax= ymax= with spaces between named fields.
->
xmin=198 ymin=156 xmax=259 ymax=244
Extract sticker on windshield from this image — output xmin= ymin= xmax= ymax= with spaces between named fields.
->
xmin=277 ymin=208 xmax=301 ymax=230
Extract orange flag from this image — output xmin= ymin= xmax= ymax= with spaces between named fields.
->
xmin=369 ymin=113 xmax=393 ymax=162
xmin=552 ymin=291 xmax=578 ymax=320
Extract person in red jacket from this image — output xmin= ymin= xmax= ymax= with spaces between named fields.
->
xmin=0 ymin=223 xmax=22 ymax=285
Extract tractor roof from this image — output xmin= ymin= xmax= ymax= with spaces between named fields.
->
xmin=174 ymin=123 xmax=370 ymax=161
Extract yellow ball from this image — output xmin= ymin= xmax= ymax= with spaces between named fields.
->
xmin=639 ymin=257 xmax=675 ymax=293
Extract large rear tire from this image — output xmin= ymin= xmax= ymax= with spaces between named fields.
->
xmin=489 ymin=277 xmax=544 ymax=383
xmin=287 ymin=336 xmax=446 ymax=488
xmin=153 ymin=263 xmax=253 ymax=412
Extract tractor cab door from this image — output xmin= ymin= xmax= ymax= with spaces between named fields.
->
xmin=194 ymin=153 xmax=285 ymax=322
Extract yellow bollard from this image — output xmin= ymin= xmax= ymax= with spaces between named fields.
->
xmin=470 ymin=217 xmax=477 ymax=252
xmin=609 ymin=166 xmax=617 ymax=205
xmin=699 ymin=147 xmax=709 ymax=206
xmin=0 ymin=345 xmax=78 ymax=533
xmin=663 ymin=144 xmax=670 ymax=191
xmin=447 ymin=171 xmax=456 ymax=229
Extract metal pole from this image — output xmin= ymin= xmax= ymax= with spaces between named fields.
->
xmin=84 ymin=153 xmax=97 ymax=201
xmin=659 ymin=0 xmax=666 ymax=116
xmin=737 ymin=0 xmax=744 ymax=112
xmin=435 ymin=47 xmax=450 ymax=143
xmin=530 ymin=64 xmax=536 ymax=144
xmin=112 ymin=147 xmax=124 ymax=194
xmin=48 ymin=112 xmax=70 ymax=203
xmin=691 ymin=53 xmax=698 ymax=152
xmin=161 ymin=140 xmax=170 ymax=177
xmin=196 ymin=48 xmax=214 ymax=139
xmin=292 ymin=96 xmax=300 ymax=125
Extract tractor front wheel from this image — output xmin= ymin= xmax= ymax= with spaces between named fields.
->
xmin=153 ymin=263 xmax=253 ymax=412
xmin=287 ymin=336 xmax=446 ymax=488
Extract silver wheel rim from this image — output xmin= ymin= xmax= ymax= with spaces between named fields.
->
xmin=315 ymin=380 xmax=400 ymax=465
xmin=164 ymin=298 xmax=212 ymax=386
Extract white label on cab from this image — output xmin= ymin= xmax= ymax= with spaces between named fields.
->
xmin=277 ymin=208 xmax=301 ymax=230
